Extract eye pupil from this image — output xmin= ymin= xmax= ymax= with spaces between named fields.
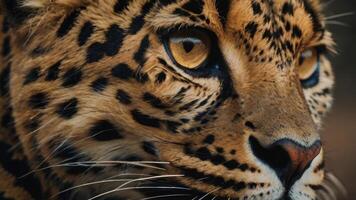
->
xmin=182 ymin=41 xmax=195 ymax=53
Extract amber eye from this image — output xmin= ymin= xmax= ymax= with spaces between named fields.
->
xmin=298 ymin=48 xmax=320 ymax=88
xmin=165 ymin=29 xmax=211 ymax=69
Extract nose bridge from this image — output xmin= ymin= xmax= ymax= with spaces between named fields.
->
xmin=236 ymin=65 xmax=318 ymax=145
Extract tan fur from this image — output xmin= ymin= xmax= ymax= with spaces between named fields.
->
xmin=0 ymin=0 xmax=338 ymax=199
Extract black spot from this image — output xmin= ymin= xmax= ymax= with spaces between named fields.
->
xmin=134 ymin=35 xmax=150 ymax=66
xmin=28 ymin=92 xmax=49 ymax=109
xmin=116 ymin=89 xmax=132 ymax=105
xmin=62 ymin=67 xmax=82 ymax=87
xmin=245 ymin=121 xmax=256 ymax=130
xmin=57 ymin=9 xmax=82 ymax=38
xmin=128 ymin=0 xmax=156 ymax=34
xmin=131 ymin=109 xmax=161 ymax=128
xmin=2 ymin=36 xmax=11 ymax=57
xmin=86 ymin=24 xmax=125 ymax=63
xmin=105 ymin=24 xmax=125 ymax=56
xmin=203 ymin=134 xmax=215 ymax=144
xmin=2 ymin=17 xmax=10 ymax=33
xmin=158 ymin=0 xmax=177 ymax=6
xmin=216 ymin=147 xmax=224 ymax=154
xmin=1 ymin=108 xmax=14 ymax=129
xmin=135 ymin=73 xmax=149 ymax=83
xmin=282 ymin=2 xmax=294 ymax=15
xmin=56 ymin=98 xmax=78 ymax=119
xmin=25 ymin=117 xmax=40 ymax=132
xmin=165 ymin=120 xmax=182 ymax=133
xmin=24 ymin=67 xmax=41 ymax=85
xmin=86 ymin=43 xmax=106 ymax=63
xmin=211 ymin=154 xmax=226 ymax=165
xmin=179 ymin=100 xmax=198 ymax=111
xmin=245 ymin=22 xmax=258 ymax=38
xmin=114 ymin=0 xmax=131 ymax=13
xmin=143 ymin=92 xmax=167 ymax=109
xmin=182 ymin=0 xmax=204 ymax=14
xmin=155 ymin=72 xmax=166 ymax=84
xmin=111 ymin=63 xmax=133 ymax=80
xmin=0 ymin=64 xmax=11 ymax=96
xmin=91 ymin=77 xmax=108 ymax=92
xmin=215 ymin=0 xmax=231 ymax=26
xmin=31 ymin=46 xmax=51 ymax=57
xmin=224 ymin=160 xmax=239 ymax=170
xmin=78 ymin=21 xmax=94 ymax=46
xmin=252 ymin=2 xmax=262 ymax=15
xmin=89 ymin=120 xmax=123 ymax=141
xmin=45 ymin=61 xmax=61 ymax=81
xmin=292 ymin=25 xmax=302 ymax=38
xmin=195 ymin=147 xmax=212 ymax=161
xmin=142 ymin=141 xmax=157 ymax=156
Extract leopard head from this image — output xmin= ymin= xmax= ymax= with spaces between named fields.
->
xmin=0 ymin=0 xmax=343 ymax=199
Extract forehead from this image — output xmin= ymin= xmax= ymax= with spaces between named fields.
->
xmin=149 ymin=0 xmax=324 ymax=41
xmin=147 ymin=0 xmax=325 ymax=68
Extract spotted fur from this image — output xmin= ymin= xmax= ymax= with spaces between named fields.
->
xmin=0 ymin=0 xmax=339 ymax=199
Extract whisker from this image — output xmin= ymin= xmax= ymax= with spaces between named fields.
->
xmin=325 ymin=12 xmax=354 ymax=20
xmin=320 ymin=182 xmax=337 ymax=200
xmin=89 ymin=186 xmax=189 ymax=200
xmin=53 ymin=173 xmax=152 ymax=198
xmin=20 ymin=161 xmax=168 ymax=178
xmin=88 ymin=175 xmax=186 ymax=200
xmin=321 ymin=0 xmax=337 ymax=8
xmin=325 ymin=21 xmax=350 ymax=27
xmin=325 ymin=172 xmax=347 ymax=199
xmin=198 ymin=188 xmax=220 ymax=200
xmin=140 ymin=194 xmax=191 ymax=200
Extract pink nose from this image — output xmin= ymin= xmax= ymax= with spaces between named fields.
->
xmin=250 ymin=136 xmax=322 ymax=188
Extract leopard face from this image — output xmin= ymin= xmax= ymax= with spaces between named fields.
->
xmin=0 ymin=0 xmax=338 ymax=199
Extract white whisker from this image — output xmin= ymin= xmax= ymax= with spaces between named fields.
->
xmin=325 ymin=173 xmax=347 ymax=198
xmin=140 ymin=194 xmax=191 ymax=200
xmin=325 ymin=12 xmax=354 ymax=20
xmin=90 ymin=186 xmax=189 ymax=200
xmin=325 ymin=21 xmax=350 ymax=27
xmin=199 ymin=188 xmax=220 ymax=200
xmin=88 ymin=175 xmax=185 ymax=200
xmin=20 ymin=161 xmax=168 ymax=178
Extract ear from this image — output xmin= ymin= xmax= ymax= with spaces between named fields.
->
xmin=1 ymin=0 xmax=83 ymax=24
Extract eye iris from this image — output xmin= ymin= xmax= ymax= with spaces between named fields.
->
xmin=298 ymin=48 xmax=320 ymax=88
xmin=166 ymin=30 xmax=211 ymax=69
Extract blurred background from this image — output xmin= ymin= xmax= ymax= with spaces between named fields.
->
xmin=322 ymin=0 xmax=356 ymax=199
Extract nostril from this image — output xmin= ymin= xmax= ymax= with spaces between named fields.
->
xmin=249 ymin=136 xmax=322 ymax=188
xmin=249 ymin=136 xmax=291 ymax=178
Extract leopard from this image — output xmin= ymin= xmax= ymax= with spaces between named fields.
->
xmin=0 ymin=0 xmax=345 ymax=199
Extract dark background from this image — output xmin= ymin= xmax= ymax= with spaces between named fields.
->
xmin=322 ymin=0 xmax=356 ymax=198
